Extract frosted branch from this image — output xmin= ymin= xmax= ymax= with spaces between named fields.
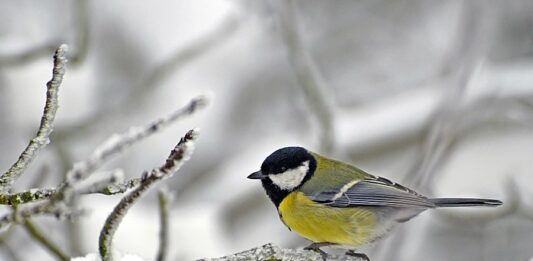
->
xmin=71 ymin=169 xmax=125 ymax=196
xmin=0 ymin=44 xmax=68 ymax=193
xmin=0 ymin=176 xmax=140 ymax=206
xmin=198 ymin=243 xmax=367 ymax=261
xmin=0 ymin=95 xmax=206 ymax=229
xmin=98 ymin=129 xmax=198 ymax=261
xmin=57 ymin=95 xmax=208 ymax=205
xmin=0 ymin=188 xmax=56 ymax=206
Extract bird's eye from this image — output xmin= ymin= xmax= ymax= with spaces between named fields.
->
xmin=280 ymin=166 xmax=287 ymax=172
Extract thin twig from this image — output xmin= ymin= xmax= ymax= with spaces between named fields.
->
xmin=23 ymin=218 xmax=70 ymax=261
xmin=273 ymin=0 xmax=335 ymax=153
xmin=96 ymin=178 xmax=141 ymax=195
xmin=99 ymin=129 xmax=198 ymax=261
xmin=156 ymin=189 xmax=173 ymax=261
xmin=72 ymin=169 xmax=125 ymax=195
xmin=0 ymin=44 xmax=68 ymax=193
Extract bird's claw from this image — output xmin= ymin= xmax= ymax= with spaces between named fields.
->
xmin=304 ymin=243 xmax=329 ymax=260
xmin=345 ymin=250 xmax=370 ymax=261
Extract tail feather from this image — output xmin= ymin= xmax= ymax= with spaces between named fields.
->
xmin=429 ymin=198 xmax=502 ymax=208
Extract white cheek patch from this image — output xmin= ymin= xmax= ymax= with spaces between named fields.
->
xmin=268 ymin=161 xmax=310 ymax=190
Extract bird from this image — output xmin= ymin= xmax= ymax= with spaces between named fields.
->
xmin=247 ymin=146 xmax=502 ymax=260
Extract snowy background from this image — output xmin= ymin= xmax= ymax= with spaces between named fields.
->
xmin=1 ymin=1 xmax=533 ymax=260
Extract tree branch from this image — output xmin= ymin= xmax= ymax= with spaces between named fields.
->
xmin=0 ymin=96 xmax=207 ymax=230
xmin=198 ymin=243 xmax=367 ymax=261
xmin=0 ymin=44 xmax=68 ymax=193
xmin=0 ymin=176 xmax=141 ymax=206
xmin=99 ymin=129 xmax=198 ymax=261
xmin=55 ymin=95 xmax=208 ymax=206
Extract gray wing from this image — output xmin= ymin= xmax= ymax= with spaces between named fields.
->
xmin=310 ymin=176 xmax=436 ymax=208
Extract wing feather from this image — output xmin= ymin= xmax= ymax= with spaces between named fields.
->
xmin=310 ymin=176 xmax=435 ymax=208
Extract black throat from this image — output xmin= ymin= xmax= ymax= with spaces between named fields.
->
xmin=260 ymin=179 xmax=290 ymax=207
xmin=260 ymin=156 xmax=317 ymax=208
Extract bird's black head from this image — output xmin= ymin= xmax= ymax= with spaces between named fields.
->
xmin=247 ymin=146 xmax=317 ymax=207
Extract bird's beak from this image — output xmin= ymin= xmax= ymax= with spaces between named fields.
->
xmin=247 ymin=171 xmax=268 ymax=180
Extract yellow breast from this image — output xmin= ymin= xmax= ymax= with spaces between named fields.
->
xmin=278 ymin=191 xmax=377 ymax=246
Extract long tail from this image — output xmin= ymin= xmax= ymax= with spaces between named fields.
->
xmin=429 ymin=198 xmax=502 ymax=208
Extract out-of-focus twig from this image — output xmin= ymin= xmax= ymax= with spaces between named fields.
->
xmin=273 ymin=0 xmax=335 ymax=153
xmin=68 ymin=0 xmax=90 ymax=66
xmin=0 ymin=224 xmax=20 ymax=261
xmin=0 ymin=43 xmax=59 ymax=66
xmin=403 ymin=0 xmax=495 ymax=193
xmin=156 ymin=189 xmax=172 ymax=261
xmin=22 ymin=218 xmax=70 ymax=261
xmin=99 ymin=129 xmax=198 ymax=261
xmin=142 ymin=13 xmax=241 ymax=88
xmin=198 ymin=243 xmax=367 ymax=261
xmin=55 ymin=13 xmax=240 ymax=141
xmin=0 ymin=243 xmax=21 ymax=261
xmin=0 ymin=203 xmax=83 ymax=229
xmin=0 ymin=44 xmax=68 ymax=193
xmin=0 ymin=0 xmax=89 ymax=67
xmin=380 ymin=2 xmax=496 ymax=261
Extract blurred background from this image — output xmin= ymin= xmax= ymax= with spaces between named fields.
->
xmin=1 ymin=0 xmax=533 ymax=260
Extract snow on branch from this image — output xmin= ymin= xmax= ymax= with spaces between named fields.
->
xmin=0 ymin=95 xmax=208 ymax=230
xmin=199 ymin=243 xmax=367 ymax=261
xmin=0 ymin=44 xmax=68 ymax=193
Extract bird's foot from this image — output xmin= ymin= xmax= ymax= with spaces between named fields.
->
xmin=345 ymin=250 xmax=370 ymax=261
xmin=304 ymin=242 xmax=332 ymax=260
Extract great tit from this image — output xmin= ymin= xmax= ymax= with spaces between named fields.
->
xmin=248 ymin=146 xmax=502 ymax=260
